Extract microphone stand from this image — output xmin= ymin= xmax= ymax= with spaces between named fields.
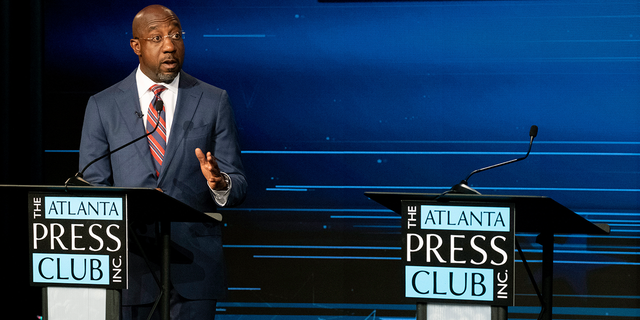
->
xmin=65 ymin=100 xmax=164 ymax=187
xmin=448 ymin=125 xmax=538 ymax=195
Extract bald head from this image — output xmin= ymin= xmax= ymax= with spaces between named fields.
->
xmin=130 ymin=5 xmax=184 ymax=83
xmin=132 ymin=5 xmax=180 ymax=38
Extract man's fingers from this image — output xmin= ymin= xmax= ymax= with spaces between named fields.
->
xmin=195 ymin=148 xmax=206 ymax=163
xmin=207 ymin=152 xmax=222 ymax=175
xmin=196 ymin=149 xmax=221 ymax=175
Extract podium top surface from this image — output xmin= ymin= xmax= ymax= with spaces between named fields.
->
xmin=1 ymin=184 xmax=214 ymax=223
xmin=365 ymin=191 xmax=610 ymax=235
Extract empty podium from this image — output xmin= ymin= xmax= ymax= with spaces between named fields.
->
xmin=366 ymin=191 xmax=610 ymax=320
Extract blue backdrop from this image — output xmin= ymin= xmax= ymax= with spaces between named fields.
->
xmin=44 ymin=0 xmax=639 ymax=319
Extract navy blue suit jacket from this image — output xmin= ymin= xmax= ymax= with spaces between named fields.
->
xmin=79 ymin=70 xmax=247 ymax=304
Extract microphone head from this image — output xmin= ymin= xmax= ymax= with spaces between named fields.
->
xmin=529 ymin=125 xmax=538 ymax=138
xmin=154 ymin=99 xmax=164 ymax=113
xmin=451 ymin=180 xmax=482 ymax=195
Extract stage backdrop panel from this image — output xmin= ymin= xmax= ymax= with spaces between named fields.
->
xmin=42 ymin=0 xmax=639 ymax=319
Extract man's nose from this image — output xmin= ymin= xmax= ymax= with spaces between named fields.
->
xmin=161 ymin=37 xmax=177 ymax=52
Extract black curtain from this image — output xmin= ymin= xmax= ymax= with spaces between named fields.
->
xmin=1 ymin=0 xmax=43 ymax=317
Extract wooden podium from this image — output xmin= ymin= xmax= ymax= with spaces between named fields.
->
xmin=4 ymin=184 xmax=219 ymax=320
xmin=366 ymin=192 xmax=610 ymax=320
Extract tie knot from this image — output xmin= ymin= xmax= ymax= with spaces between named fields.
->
xmin=150 ymin=84 xmax=167 ymax=98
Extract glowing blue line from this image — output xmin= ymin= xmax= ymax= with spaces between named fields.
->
xmin=335 ymin=141 xmax=640 ymax=145
xmin=243 ymin=150 xmax=640 ymax=156
xmin=216 ymin=302 xmax=414 ymax=311
xmin=331 ymin=215 xmax=399 ymax=219
xmin=214 ymin=302 xmax=640 ymax=317
xmin=517 ymin=233 xmax=640 ymax=240
xmin=45 ymin=150 xmax=79 ymax=153
xmin=203 ymin=34 xmax=267 ymax=38
xmin=219 ymin=208 xmax=392 ymax=213
xmin=578 ymin=212 xmax=640 ymax=216
xmin=509 ymin=306 xmax=640 ymax=317
xmin=517 ymin=293 xmax=640 ymax=299
xmin=223 ymin=207 xmax=634 ymax=217
xmin=590 ymin=221 xmax=640 ymax=225
xmin=353 ymin=225 xmax=401 ymax=229
xmin=253 ymin=255 xmax=401 ymax=260
xmin=520 ymin=249 xmax=640 ymax=255
xmin=518 ymin=260 xmax=640 ymax=266
xmin=266 ymin=188 xmax=308 ymax=191
xmin=273 ymin=185 xmax=640 ymax=192
xmin=44 ymin=149 xmax=640 ymax=156
xmin=225 ymin=245 xmax=401 ymax=250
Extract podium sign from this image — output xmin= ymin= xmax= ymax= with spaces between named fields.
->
xmin=28 ymin=192 xmax=128 ymax=289
xmin=402 ymin=200 xmax=514 ymax=306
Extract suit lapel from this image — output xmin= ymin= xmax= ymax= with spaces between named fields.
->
xmin=158 ymin=72 xmax=202 ymax=181
xmin=115 ymin=71 xmax=156 ymax=176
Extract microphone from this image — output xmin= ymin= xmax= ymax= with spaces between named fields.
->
xmin=65 ymin=100 xmax=164 ymax=186
xmin=448 ymin=125 xmax=538 ymax=195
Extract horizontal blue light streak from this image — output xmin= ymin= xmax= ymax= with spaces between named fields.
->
xmin=220 ymin=208 xmax=392 ymax=213
xmin=353 ymin=225 xmax=401 ymax=229
xmin=247 ymin=256 xmax=637 ymax=265
xmin=331 ymin=215 xmax=399 ymax=219
xmin=226 ymin=245 xmax=639 ymax=264
xmin=223 ymin=207 xmax=630 ymax=217
xmin=517 ymin=233 xmax=640 ymax=239
xmin=338 ymin=141 xmax=640 ymax=145
xmin=224 ymin=243 xmax=640 ymax=252
xmin=518 ymin=260 xmax=640 ymax=266
xmin=579 ymin=212 xmax=640 ymax=216
xmin=203 ymin=34 xmax=267 ymax=38
xmin=44 ymin=148 xmax=640 ymax=157
xmin=45 ymin=149 xmax=79 ymax=153
xmin=225 ymin=245 xmax=401 ymax=250
xmin=216 ymin=302 xmax=414 ymax=311
xmin=517 ymin=293 xmax=640 ymax=300
xmin=271 ymin=185 xmax=640 ymax=192
xmin=244 ymin=150 xmax=640 ymax=156
xmin=253 ymin=255 xmax=401 ymax=260
xmin=266 ymin=188 xmax=308 ymax=191
xmin=509 ymin=306 xmax=640 ymax=317
xmin=215 ymin=302 xmax=640 ymax=317
xmin=520 ymin=249 xmax=640 ymax=255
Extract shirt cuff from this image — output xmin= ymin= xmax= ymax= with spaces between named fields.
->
xmin=210 ymin=172 xmax=231 ymax=207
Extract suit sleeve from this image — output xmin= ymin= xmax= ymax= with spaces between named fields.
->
xmin=78 ymin=95 xmax=114 ymax=186
xmin=212 ymin=90 xmax=247 ymax=207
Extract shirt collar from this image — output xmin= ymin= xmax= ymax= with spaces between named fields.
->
xmin=135 ymin=65 xmax=180 ymax=97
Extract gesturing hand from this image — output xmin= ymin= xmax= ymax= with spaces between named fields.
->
xmin=195 ymin=148 xmax=228 ymax=191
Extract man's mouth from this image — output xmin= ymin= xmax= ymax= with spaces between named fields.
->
xmin=161 ymin=59 xmax=178 ymax=70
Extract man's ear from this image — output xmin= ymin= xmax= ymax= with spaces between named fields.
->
xmin=130 ymin=39 xmax=141 ymax=56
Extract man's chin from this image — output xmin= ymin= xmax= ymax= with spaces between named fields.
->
xmin=157 ymin=71 xmax=180 ymax=83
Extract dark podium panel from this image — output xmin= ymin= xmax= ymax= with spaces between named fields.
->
xmin=365 ymin=192 xmax=610 ymax=320
xmin=366 ymin=192 xmax=609 ymax=235
xmin=5 ymin=184 xmax=216 ymax=320
xmin=3 ymin=184 xmax=213 ymax=222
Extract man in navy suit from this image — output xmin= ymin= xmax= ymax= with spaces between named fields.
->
xmin=78 ymin=4 xmax=247 ymax=319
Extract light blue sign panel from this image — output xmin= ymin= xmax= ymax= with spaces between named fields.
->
xmin=45 ymin=197 xmax=123 ymax=220
xmin=32 ymin=253 xmax=110 ymax=285
xmin=420 ymin=205 xmax=510 ymax=232
xmin=406 ymin=265 xmax=494 ymax=301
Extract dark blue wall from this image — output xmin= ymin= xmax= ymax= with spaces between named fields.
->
xmin=42 ymin=1 xmax=639 ymax=319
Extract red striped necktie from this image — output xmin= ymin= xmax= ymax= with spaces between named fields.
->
xmin=146 ymin=84 xmax=168 ymax=176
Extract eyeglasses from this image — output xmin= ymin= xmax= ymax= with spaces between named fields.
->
xmin=135 ymin=31 xmax=185 ymax=43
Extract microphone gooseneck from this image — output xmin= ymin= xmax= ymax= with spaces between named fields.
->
xmin=65 ymin=100 xmax=165 ymax=187
xmin=448 ymin=125 xmax=538 ymax=195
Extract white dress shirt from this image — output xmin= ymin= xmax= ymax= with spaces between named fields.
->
xmin=135 ymin=66 xmax=231 ymax=206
